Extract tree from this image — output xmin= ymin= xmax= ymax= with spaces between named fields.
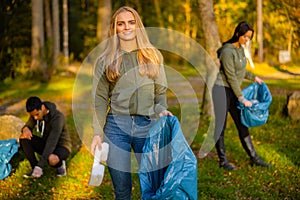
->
xmin=44 ymin=0 xmax=54 ymax=73
xmin=198 ymin=0 xmax=221 ymax=116
xmin=0 ymin=0 xmax=30 ymax=80
xmin=31 ymin=0 xmax=48 ymax=81
xmin=44 ymin=0 xmax=53 ymax=40
xmin=257 ymin=0 xmax=263 ymax=63
xmin=63 ymin=0 xmax=69 ymax=65
xmin=153 ymin=0 xmax=164 ymax=27
xmin=52 ymin=0 xmax=60 ymax=67
xmin=97 ymin=0 xmax=111 ymax=42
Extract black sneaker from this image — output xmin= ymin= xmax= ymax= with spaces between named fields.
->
xmin=57 ymin=160 xmax=67 ymax=177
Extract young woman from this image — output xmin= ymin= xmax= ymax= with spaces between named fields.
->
xmin=213 ymin=21 xmax=270 ymax=170
xmin=90 ymin=6 xmax=172 ymax=199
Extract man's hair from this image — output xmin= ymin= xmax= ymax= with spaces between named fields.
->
xmin=26 ymin=96 xmax=42 ymax=112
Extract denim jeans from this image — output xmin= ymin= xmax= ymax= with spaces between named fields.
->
xmin=104 ymin=114 xmax=156 ymax=200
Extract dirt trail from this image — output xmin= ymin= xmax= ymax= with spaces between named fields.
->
xmin=0 ymin=70 xmax=299 ymax=116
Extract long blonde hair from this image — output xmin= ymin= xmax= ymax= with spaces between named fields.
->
xmin=98 ymin=6 xmax=161 ymax=82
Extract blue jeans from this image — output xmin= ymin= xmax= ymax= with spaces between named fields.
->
xmin=104 ymin=114 xmax=156 ymax=200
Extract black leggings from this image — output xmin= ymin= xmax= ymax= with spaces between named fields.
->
xmin=212 ymin=85 xmax=250 ymax=141
xmin=20 ymin=135 xmax=70 ymax=168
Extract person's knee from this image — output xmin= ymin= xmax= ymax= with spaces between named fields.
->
xmin=48 ymin=154 xmax=60 ymax=166
xmin=19 ymin=138 xmax=31 ymax=151
xmin=19 ymin=138 xmax=28 ymax=145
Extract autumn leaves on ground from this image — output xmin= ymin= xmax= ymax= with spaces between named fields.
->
xmin=0 ymin=63 xmax=299 ymax=199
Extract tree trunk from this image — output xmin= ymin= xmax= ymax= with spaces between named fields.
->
xmin=183 ymin=0 xmax=191 ymax=37
xmin=52 ymin=0 xmax=60 ymax=68
xmin=44 ymin=0 xmax=53 ymax=40
xmin=153 ymin=0 xmax=164 ymax=27
xmin=44 ymin=0 xmax=54 ymax=75
xmin=257 ymin=0 xmax=263 ymax=63
xmin=198 ymin=0 xmax=221 ymax=117
xmin=31 ymin=0 xmax=48 ymax=81
xmin=97 ymin=0 xmax=111 ymax=42
xmin=63 ymin=0 xmax=69 ymax=66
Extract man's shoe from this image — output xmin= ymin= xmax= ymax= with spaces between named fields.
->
xmin=57 ymin=160 xmax=67 ymax=177
xmin=24 ymin=166 xmax=43 ymax=178
xmin=23 ymin=170 xmax=35 ymax=178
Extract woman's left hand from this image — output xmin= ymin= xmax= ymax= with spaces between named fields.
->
xmin=159 ymin=110 xmax=173 ymax=117
xmin=254 ymin=76 xmax=263 ymax=85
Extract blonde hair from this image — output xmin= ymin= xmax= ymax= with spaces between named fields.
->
xmin=98 ymin=6 xmax=161 ymax=82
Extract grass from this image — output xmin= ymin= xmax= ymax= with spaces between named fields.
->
xmin=0 ymin=63 xmax=300 ymax=199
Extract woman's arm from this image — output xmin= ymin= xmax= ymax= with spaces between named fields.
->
xmin=91 ymin=60 xmax=110 ymax=152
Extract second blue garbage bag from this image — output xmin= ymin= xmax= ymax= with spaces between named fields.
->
xmin=0 ymin=138 xmax=18 ymax=180
xmin=139 ymin=116 xmax=197 ymax=200
xmin=238 ymin=82 xmax=272 ymax=127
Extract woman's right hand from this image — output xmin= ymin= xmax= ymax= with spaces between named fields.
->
xmin=159 ymin=110 xmax=173 ymax=117
xmin=243 ymin=99 xmax=253 ymax=107
xmin=91 ymin=135 xmax=102 ymax=156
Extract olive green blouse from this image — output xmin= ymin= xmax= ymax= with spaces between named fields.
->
xmin=215 ymin=43 xmax=255 ymax=100
xmin=92 ymin=50 xmax=168 ymax=136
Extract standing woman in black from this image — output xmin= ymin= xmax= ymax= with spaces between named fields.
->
xmin=213 ymin=21 xmax=270 ymax=170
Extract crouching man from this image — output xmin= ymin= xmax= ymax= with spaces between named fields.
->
xmin=19 ymin=96 xmax=72 ymax=178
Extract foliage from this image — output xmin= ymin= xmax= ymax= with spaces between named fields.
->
xmin=69 ymin=1 xmax=98 ymax=60
xmin=214 ymin=0 xmax=300 ymax=64
xmin=267 ymin=0 xmax=300 ymax=50
xmin=1 ymin=0 xmax=300 ymax=81
xmin=0 ymin=0 xmax=31 ymax=81
xmin=214 ymin=0 xmax=255 ymax=42
xmin=260 ymin=0 xmax=300 ymax=63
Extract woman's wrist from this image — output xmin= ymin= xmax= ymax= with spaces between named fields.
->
xmin=238 ymin=96 xmax=246 ymax=103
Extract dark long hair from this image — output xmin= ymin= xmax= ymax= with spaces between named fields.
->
xmin=223 ymin=21 xmax=254 ymax=45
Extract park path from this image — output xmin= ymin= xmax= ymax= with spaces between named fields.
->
xmin=1 ymin=66 xmax=299 ymax=116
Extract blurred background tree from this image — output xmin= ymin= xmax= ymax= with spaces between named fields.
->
xmin=0 ymin=0 xmax=31 ymax=80
xmin=0 ymin=0 xmax=299 ymax=82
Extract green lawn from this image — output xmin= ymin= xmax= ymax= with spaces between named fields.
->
xmin=0 ymin=64 xmax=299 ymax=199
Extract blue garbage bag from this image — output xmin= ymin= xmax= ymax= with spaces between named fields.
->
xmin=0 ymin=138 xmax=18 ymax=180
xmin=139 ymin=116 xmax=197 ymax=200
xmin=238 ymin=82 xmax=272 ymax=127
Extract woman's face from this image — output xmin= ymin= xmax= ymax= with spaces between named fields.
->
xmin=238 ymin=30 xmax=253 ymax=45
xmin=116 ymin=11 xmax=136 ymax=41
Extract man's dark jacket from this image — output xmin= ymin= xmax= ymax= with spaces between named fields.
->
xmin=22 ymin=101 xmax=72 ymax=168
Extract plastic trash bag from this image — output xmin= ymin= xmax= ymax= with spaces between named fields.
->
xmin=238 ymin=82 xmax=272 ymax=127
xmin=0 ymin=138 xmax=18 ymax=180
xmin=139 ymin=116 xmax=197 ymax=200
xmin=88 ymin=142 xmax=109 ymax=186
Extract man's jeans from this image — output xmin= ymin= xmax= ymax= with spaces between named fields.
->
xmin=104 ymin=114 xmax=156 ymax=200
